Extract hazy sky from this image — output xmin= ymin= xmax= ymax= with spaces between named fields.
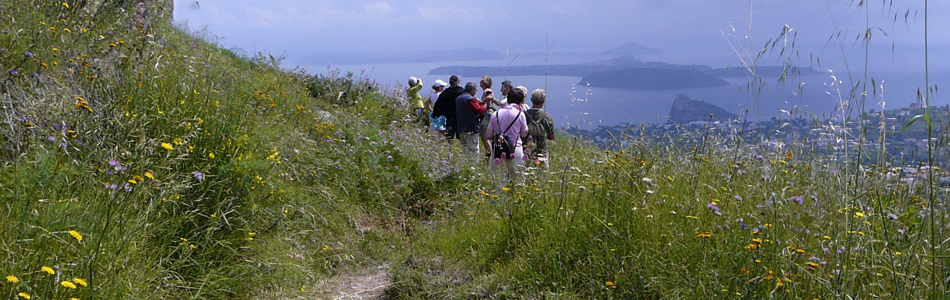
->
xmin=173 ymin=1 xmax=950 ymax=73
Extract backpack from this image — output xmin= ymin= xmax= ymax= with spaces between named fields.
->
xmin=492 ymin=111 xmax=521 ymax=159
xmin=525 ymin=109 xmax=548 ymax=153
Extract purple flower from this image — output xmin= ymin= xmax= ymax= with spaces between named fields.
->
xmin=24 ymin=51 xmax=33 ymax=58
xmin=8 ymin=69 xmax=18 ymax=76
xmin=524 ymin=148 xmax=531 ymax=156
xmin=193 ymin=171 xmax=204 ymax=181
xmin=1 ymin=30 xmax=7 ymax=34
xmin=494 ymin=158 xmax=501 ymax=164
xmin=105 ymin=183 xmax=118 ymax=189
xmin=509 ymin=153 xmax=515 ymax=159
xmin=706 ymin=203 xmax=722 ymax=216
xmin=47 ymin=136 xmax=57 ymax=142
xmin=739 ymin=223 xmax=749 ymax=230
xmin=109 ymin=160 xmax=120 ymax=166
xmin=792 ymin=196 xmax=804 ymax=205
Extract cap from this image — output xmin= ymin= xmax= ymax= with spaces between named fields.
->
xmin=433 ymin=79 xmax=447 ymax=88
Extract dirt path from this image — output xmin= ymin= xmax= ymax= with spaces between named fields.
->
xmin=310 ymin=264 xmax=391 ymax=300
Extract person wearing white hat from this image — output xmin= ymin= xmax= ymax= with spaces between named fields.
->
xmin=425 ymin=79 xmax=447 ymax=112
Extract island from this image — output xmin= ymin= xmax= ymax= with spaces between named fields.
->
xmin=667 ymin=94 xmax=739 ymax=123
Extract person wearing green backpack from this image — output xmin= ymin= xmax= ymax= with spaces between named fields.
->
xmin=524 ymin=89 xmax=555 ymax=169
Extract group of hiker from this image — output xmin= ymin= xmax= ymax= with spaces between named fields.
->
xmin=405 ymin=75 xmax=555 ymax=182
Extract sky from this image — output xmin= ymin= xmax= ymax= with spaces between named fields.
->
xmin=172 ymin=0 xmax=950 ymax=90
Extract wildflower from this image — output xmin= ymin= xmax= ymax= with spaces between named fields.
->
xmin=605 ymin=281 xmax=615 ymax=288
xmin=1 ymin=30 xmax=7 ymax=34
xmin=706 ymin=203 xmax=722 ymax=216
xmin=208 ymin=152 xmax=215 ymax=159
xmin=696 ymin=232 xmax=711 ymax=238
xmin=6 ymin=275 xmax=18 ymax=283
xmin=61 ymin=281 xmax=77 ymax=289
xmin=41 ymin=266 xmax=55 ymax=275
xmin=854 ymin=212 xmax=866 ymax=218
xmin=62 ymin=2 xmax=69 ymax=8
xmin=192 ymin=171 xmax=204 ymax=181
xmin=73 ymin=278 xmax=87 ymax=287
xmin=17 ymin=292 xmax=30 ymax=299
xmin=161 ymin=143 xmax=173 ymax=150
xmin=69 ymin=230 xmax=83 ymax=241
xmin=25 ymin=51 xmax=33 ymax=58
xmin=8 ymin=69 xmax=18 ymax=76
xmin=144 ymin=171 xmax=154 ymax=179
xmin=502 ymin=187 xmax=510 ymax=192
xmin=792 ymin=196 xmax=804 ymax=205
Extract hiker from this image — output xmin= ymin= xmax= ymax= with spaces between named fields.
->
xmin=484 ymin=87 xmax=528 ymax=183
xmin=425 ymin=79 xmax=446 ymax=112
xmin=525 ymin=89 xmax=555 ymax=168
xmin=479 ymin=76 xmax=496 ymax=155
xmin=514 ymin=85 xmax=530 ymax=111
xmin=406 ymin=77 xmax=425 ymax=123
xmin=432 ymin=75 xmax=464 ymax=141
xmin=426 ymin=79 xmax=447 ymax=132
xmin=456 ymin=82 xmax=487 ymax=160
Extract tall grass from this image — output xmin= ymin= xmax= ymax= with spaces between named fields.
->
xmin=386 ymin=2 xmax=950 ymax=299
xmin=3 ymin=0 xmax=949 ymax=299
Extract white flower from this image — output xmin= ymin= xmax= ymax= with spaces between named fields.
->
xmin=642 ymin=178 xmax=653 ymax=184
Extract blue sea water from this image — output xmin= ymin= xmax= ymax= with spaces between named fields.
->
xmin=297 ymin=54 xmax=947 ymax=129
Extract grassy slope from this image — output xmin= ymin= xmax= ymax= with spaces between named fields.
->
xmin=2 ymin=1 xmax=950 ymax=299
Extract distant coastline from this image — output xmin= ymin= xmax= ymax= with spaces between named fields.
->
xmin=428 ymin=56 xmax=822 ymax=91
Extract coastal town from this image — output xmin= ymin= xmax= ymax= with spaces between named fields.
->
xmin=565 ymin=102 xmax=950 ymax=184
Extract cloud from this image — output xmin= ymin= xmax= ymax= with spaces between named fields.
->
xmin=364 ymin=1 xmax=394 ymax=17
xmin=548 ymin=1 xmax=588 ymax=18
xmin=416 ymin=5 xmax=477 ymax=22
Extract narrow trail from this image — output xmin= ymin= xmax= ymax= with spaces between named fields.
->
xmin=311 ymin=264 xmax=391 ymax=300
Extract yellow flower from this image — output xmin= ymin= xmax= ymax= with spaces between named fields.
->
xmin=69 ymin=230 xmax=83 ymax=241
xmin=161 ymin=143 xmax=173 ymax=150
xmin=17 ymin=292 xmax=30 ymax=299
xmin=61 ymin=281 xmax=77 ymax=289
xmin=501 ymin=187 xmax=510 ymax=192
xmin=605 ymin=281 xmax=615 ymax=288
xmin=209 ymin=152 xmax=215 ymax=159
xmin=6 ymin=275 xmax=18 ymax=283
xmin=73 ymin=278 xmax=88 ymax=287
xmin=854 ymin=212 xmax=866 ymax=218
xmin=144 ymin=171 xmax=154 ymax=179
xmin=62 ymin=2 xmax=69 ymax=8
xmin=41 ymin=266 xmax=55 ymax=275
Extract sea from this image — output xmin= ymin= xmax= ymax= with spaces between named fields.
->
xmin=294 ymin=54 xmax=947 ymax=130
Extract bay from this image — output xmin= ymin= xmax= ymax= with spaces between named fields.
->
xmin=297 ymin=54 xmax=942 ymax=129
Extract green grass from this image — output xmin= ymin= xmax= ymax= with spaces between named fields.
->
xmin=1 ymin=0 xmax=949 ymax=299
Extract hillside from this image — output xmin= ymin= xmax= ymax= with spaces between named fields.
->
xmin=3 ymin=1 xmax=950 ymax=299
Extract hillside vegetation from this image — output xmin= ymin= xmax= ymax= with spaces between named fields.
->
xmin=2 ymin=1 xmax=950 ymax=299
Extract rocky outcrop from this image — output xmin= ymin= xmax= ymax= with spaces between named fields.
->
xmin=667 ymin=94 xmax=739 ymax=123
